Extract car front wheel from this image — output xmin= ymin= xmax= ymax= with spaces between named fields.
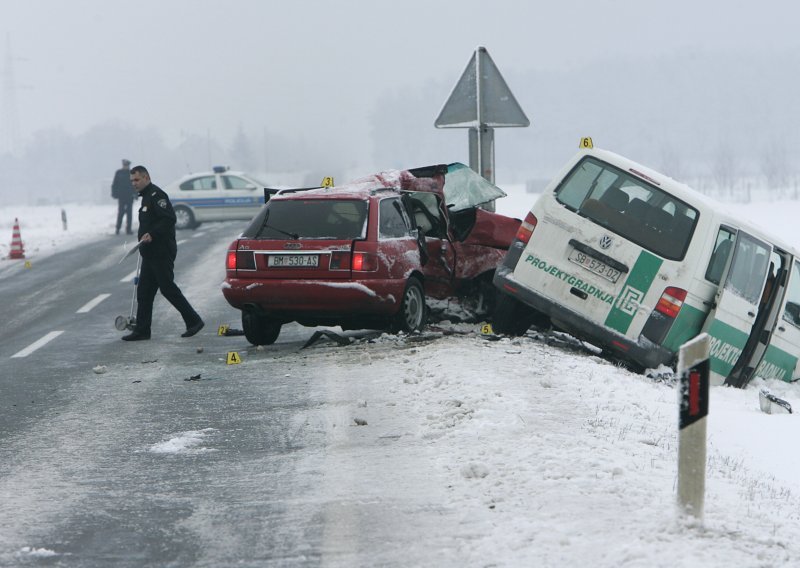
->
xmin=392 ymin=278 xmax=426 ymax=333
xmin=174 ymin=206 xmax=196 ymax=230
xmin=242 ymin=311 xmax=282 ymax=345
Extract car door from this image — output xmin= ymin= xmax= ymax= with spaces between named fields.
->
xmin=220 ymin=174 xmax=264 ymax=220
xmin=702 ymin=229 xmax=772 ymax=385
xmin=407 ymin=192 xmax=455 ymax=298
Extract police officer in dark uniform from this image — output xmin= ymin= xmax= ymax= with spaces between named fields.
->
xmin=112 ymin=159 xmax=135 ymax=235
xmin=122 ymin=165 xmax=204 ymax=341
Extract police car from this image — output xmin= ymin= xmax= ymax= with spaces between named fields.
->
xmin=163 ymin=166 xmax=268 ymax=230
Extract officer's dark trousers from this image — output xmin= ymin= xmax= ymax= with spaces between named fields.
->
xmin=135 ymin=254 xmax=200 ymax=334
xmin=116 ymin=200 xmax=133 ymax=234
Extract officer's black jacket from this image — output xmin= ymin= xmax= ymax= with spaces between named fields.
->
xmin=112 ymin=168 xmax=135 ymax=203
xmin=137 ymin=183 xmax=178 ymax=260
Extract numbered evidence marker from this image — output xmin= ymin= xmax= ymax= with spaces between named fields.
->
xmin=226 ymin=351 xmax=242 ymax=365
xmin=579 ymin=137 xmax=594 ymax=149
xmin=217 ymin=324 xmax=230 ymax=336
xmin=480 ymin=323 xmax=494 ymax=335
xmin=320 ymin=176 xmax=334 ymax=188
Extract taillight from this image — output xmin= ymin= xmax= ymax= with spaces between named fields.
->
xmin=330 ymin=250 xmax=351 ymax=270
xmin=352 ymin=252 xmax=378 ymax=271
xmin=229 ymin=250 xmax=255 ymax=270
xmin=655 ymin=287 xmax=687 ymax=319
xmin=515 ymin=212 xmax=538 ymax=244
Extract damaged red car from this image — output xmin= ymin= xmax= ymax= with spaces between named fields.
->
xmin=221 ymin=163 xmax=521 ymax=345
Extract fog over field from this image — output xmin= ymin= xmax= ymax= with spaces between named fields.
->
xmin=2 ymin=1 xmax=800 ymax=205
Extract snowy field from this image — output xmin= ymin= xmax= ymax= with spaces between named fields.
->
xmin=3 ymin=186 xmax=800 ymax=566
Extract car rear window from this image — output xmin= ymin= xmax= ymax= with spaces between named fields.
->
xmin=556 ymin=157 xmax=698 ymax=261
xmin=242 ymin=199 xmax=368 ymax=240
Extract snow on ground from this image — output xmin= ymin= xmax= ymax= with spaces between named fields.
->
xmin=4 ymin=188 xmax=800 ymax=566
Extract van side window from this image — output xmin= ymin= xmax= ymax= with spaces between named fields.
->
xmin=782 ymin=261 xmax=800 ymax=328
xmin=555 ymin=156 xmax=699 ymax=261
xmin=725 ymin=233 xmax=770 ymax=305
xmin=704 ymin=228 xmax=736 ymax=285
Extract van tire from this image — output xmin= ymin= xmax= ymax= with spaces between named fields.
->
xmin=392 ymin=278 xmax=426 ymax=333
xmin=492 ymin=293 xmax=539 ymax=336
xmin=174 ymin=206 xmax=197 ymax=230
xmin=242 ymin=311 xmax=281 ymax=345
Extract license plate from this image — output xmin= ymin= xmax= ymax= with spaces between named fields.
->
xmin=268 ymin=254 xmax=319 ymax=268
xmin=567 ymin=248 xmax=621 ymax=283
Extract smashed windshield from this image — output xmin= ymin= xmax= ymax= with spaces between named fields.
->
xmin=443 ymin=163 xmax=507 ymax=212
xmin=243 ymin=199 xmax=368 ymax=240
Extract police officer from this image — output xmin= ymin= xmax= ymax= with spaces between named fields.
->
xmin=112 ymin=159 xmax=135 ymax=235
xmin=122 ymin=165 xmax=204 ymax=341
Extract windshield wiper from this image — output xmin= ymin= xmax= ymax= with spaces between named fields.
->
xmin=264 ymin=224 xmax=299 ymax=240
xmin=254 ymin=210 xmax=299 ymax=240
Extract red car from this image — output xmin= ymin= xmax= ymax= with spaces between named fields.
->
xmin=222 ymin=163 xmax=521 ymax=345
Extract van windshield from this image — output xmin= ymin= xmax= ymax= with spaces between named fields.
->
xmin=556 ymin=157 xmax=698 ymax=260
xmin=243 ymin=199 xmax=368 ymax=240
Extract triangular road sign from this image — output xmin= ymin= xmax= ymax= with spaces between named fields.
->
xmin=435 ymin=46 xmax=530 ymax=129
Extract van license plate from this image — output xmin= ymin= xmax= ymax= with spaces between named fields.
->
xmin=567 ymin=249 xmax=621 ymax=283
xmin=268 ymin=254 xmax=319 ymax=267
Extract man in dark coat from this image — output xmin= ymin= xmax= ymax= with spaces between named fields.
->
xmin=121 ymin=165 xmax=204 ymax=341
xmin=112 ymin=159 xmax=135 ymax=235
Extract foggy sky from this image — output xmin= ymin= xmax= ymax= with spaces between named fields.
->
xmin=3 ymin=0 xmax=800 ymax=186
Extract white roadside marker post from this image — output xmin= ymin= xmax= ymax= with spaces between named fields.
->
xmin=677 ymin=333 xmax=710 ymax=521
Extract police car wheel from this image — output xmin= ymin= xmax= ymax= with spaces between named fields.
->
xmin=174 ymin=206 xmax=196 ymax=230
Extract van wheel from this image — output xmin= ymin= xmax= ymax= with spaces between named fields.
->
xmin=392 ymin=278 xmax=426 ymax=333
xmin=174 ymin=206 xmax=196 ymax=230
xmin=492 ymin=293 xmax=539 ymax=336
xmin=242 ymin=311 xmax=281 ymax=345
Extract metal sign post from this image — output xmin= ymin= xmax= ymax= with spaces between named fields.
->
xmin=435 ymin=46 xmax=529 ymax=209
xmin=677 ymin=333 xmax=710 ymax=521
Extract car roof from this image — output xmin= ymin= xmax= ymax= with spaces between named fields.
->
xmin=176 ymin=170 xmax=252 ymax=180
xmin=272 ymin=167 xmax=444 ymax=202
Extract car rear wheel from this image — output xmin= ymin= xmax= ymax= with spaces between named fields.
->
xmin=174 ymin=206 xmax=197 ymax=230
xmin=242 ymin=311 xmax=282 ymax=345
xmin=392 ymin=278 xmax=426 ymax=333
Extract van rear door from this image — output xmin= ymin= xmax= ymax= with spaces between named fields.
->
xmin=512 ymin=155 xmax=697 ymax=342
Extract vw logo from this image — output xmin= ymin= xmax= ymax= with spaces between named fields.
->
xmin=599 ymin=235 xmax=613 ymax=250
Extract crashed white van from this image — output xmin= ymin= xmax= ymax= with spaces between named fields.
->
xmin=493 ymin=140 xmax=800 ymax=387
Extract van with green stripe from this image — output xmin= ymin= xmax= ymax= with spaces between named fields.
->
xmin=493 ymin=140 xmax=800 ymax=387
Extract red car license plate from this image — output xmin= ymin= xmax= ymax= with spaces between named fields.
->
xmin=268 ymin=254 xmax=319 ymax=268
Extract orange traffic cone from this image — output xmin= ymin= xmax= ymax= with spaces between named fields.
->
xmin=8 ymin=218 xmax=25 ymax=259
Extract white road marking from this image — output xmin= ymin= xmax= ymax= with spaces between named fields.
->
xmin=177 ymin=239 xmax=188 ymax=245
xmin=191 ymin=232 xmax=205 ymax=238
xmin=76 ymin=293 xmax=112 ymax=313
xmin=11 ymin=331 xmax=65 ymax=358
xmin=120 ymin=270 xmax=137 ymax=282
